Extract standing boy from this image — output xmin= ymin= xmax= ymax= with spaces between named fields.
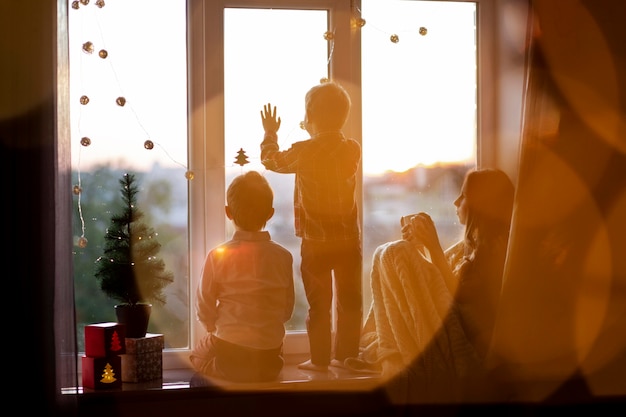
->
xmin=260 ymin=81 xmax=362 ymax=372
xmin=190 ymin=171 xmax=294 ymax=382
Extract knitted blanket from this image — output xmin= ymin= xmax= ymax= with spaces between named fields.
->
xmin=347 ymin=240 xmax=481 ymax=383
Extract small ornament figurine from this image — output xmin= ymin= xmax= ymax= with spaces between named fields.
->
xmin=234 ymin=148 xmax=250 ymax=166
xmin=100 ymin=363 xmax=117 ymax=384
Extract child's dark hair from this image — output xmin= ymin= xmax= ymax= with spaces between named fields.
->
xmin=226 ymin=171 xmax=273 ymax=231
xmin=305 ymin=81 xmax=351 ymax=130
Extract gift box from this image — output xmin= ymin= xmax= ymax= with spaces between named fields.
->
xmin=124 ymin=332 xmax=164 ymax=354
xmin=85 ymin=322 xmax=126 ymax=358
xmin=121 ymin=333 xmax=164 ymax=382
xmin=82 ymin=355 xmax=122 ymax=390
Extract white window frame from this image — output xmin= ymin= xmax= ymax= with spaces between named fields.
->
xmin=164 ymin=0 xmax=496 ymax=370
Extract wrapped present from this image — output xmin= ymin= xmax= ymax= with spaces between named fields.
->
xmin=124 ymin=332 xmax=164 ymax=354
xmin=122 ymin=351 xmax=163 ymax=382
xmin=82 ymin=355 xmax=122 ymax=390
xmin=84 ymin=322 xmax=126 ymax=358
xmin=121 ymin=333 xmax=164 ymax=382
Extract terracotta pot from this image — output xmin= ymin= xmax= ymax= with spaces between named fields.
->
xmin=115 ymin=303 xmax=152 ymax=338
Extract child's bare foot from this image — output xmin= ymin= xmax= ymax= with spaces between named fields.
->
xmin=329 ymin=359 xmax=349 ymax=370
xmin=297 ymin=359 xmax=328 ymax=372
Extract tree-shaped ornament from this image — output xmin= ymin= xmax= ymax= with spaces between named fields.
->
xmin=100 ymin=363 xmax=117 ymax=384
xmin=110 ymin=330 xmax=123 ymax=352
xmin=94 ymin=173 xmax=174 ymax=337
xmin=234 ymin=148 xmax=250 ymax=166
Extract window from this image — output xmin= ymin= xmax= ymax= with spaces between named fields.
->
xmin=223 ymin=8 xmax=329 ymax=331
xmin=189 ymin=0 xmax=479 ymax=357
xmin=70 ymin=0 xmax=485 ymax=370
xmin=69 ymin=0 xmax=190 ymax=354
xmin=360 ymin=0 xmax=477 ymax=310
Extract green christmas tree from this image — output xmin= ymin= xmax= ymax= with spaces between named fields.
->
xmin=94 ymin=173 xmax=174 ymax=306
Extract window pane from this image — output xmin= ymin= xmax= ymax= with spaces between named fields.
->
xmin=224 ymin=8 xmax=329 ymax=330
xmin=69 ymin=0 xmax=189 ymax=350
xmin=361 ymin=1 xmax=477 ymax=309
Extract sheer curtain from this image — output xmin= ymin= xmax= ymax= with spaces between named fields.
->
xmin=488 ymin=0 xmax=626 ymax=402
xmin=56 ymin=0 xmax=79 ymax=412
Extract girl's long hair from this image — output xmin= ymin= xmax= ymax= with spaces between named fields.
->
xmin=456 ymin=168 xmax=515 ymax=357
xmin=463 ymin=168 xmax=515 ymax=255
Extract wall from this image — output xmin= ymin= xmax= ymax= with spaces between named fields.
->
xmin=1 ymin=0 xmax=73 ymax=415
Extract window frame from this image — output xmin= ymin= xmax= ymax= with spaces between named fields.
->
xmin=167 ymin=0 xmax=496 ymax=370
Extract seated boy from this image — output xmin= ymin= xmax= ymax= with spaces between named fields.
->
xmin=190 ymin=171 xmax=295 ymax=383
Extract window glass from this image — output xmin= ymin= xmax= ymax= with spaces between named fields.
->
xmin=222 ymin=2 xmax=477 ymax=329
xmin=361 ymin=0 xmax=477 ymax=310
xmin=69 ymin=0 xmax=189 ymax=351
xmin=224 ymin=8 xmax=329 ymax=330
xmin=69 ymin=0 xmax=478 ymax=354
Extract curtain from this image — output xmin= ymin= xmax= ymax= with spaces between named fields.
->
xmin=488 ymin=0 xmax=626 ymax=403
xmin=56 ymin=0 xmax=80 ymax=413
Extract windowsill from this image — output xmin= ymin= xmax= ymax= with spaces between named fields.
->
xmin=67 ymin=353 xmax=383 ymax=395
xmin=70 ymin=354 xmax=390 ymax=417
xmin=71 ymin=359 xmax=391 ymax=417
xmin=68 ymin=357 xmax=625 ymax=417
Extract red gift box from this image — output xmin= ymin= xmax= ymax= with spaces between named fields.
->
xmin=122 ymin=333 xmax=164 ymax=382
xmin=82 ymin=355 xmax=122 ymax=390
xmin=85 ymin=322 xmax=126 ymax=357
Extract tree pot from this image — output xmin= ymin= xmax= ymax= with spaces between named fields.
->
xmin=115 ymin=303 xmax=152 ymax=338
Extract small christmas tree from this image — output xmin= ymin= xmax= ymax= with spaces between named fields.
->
xmin=94 ymin=173 xmax=174 ymax=306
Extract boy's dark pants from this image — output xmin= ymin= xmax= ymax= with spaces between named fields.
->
xmin=301 ymin=238 xmax=362 ymax=366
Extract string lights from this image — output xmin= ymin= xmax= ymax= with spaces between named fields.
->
xmin=70 ymin=1 xmax=429 ymax=248
xmin=351 ymin=3 xmax=428 ymax=44
xmin=71 ymin=0 xmax=191 ymax=248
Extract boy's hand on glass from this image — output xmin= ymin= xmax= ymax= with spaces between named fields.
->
xmin=261 ymin=103 xmax=281 ymax=134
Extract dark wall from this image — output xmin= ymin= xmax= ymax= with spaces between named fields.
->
xmin=0 ymin=1 xmax=60 ymax=415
